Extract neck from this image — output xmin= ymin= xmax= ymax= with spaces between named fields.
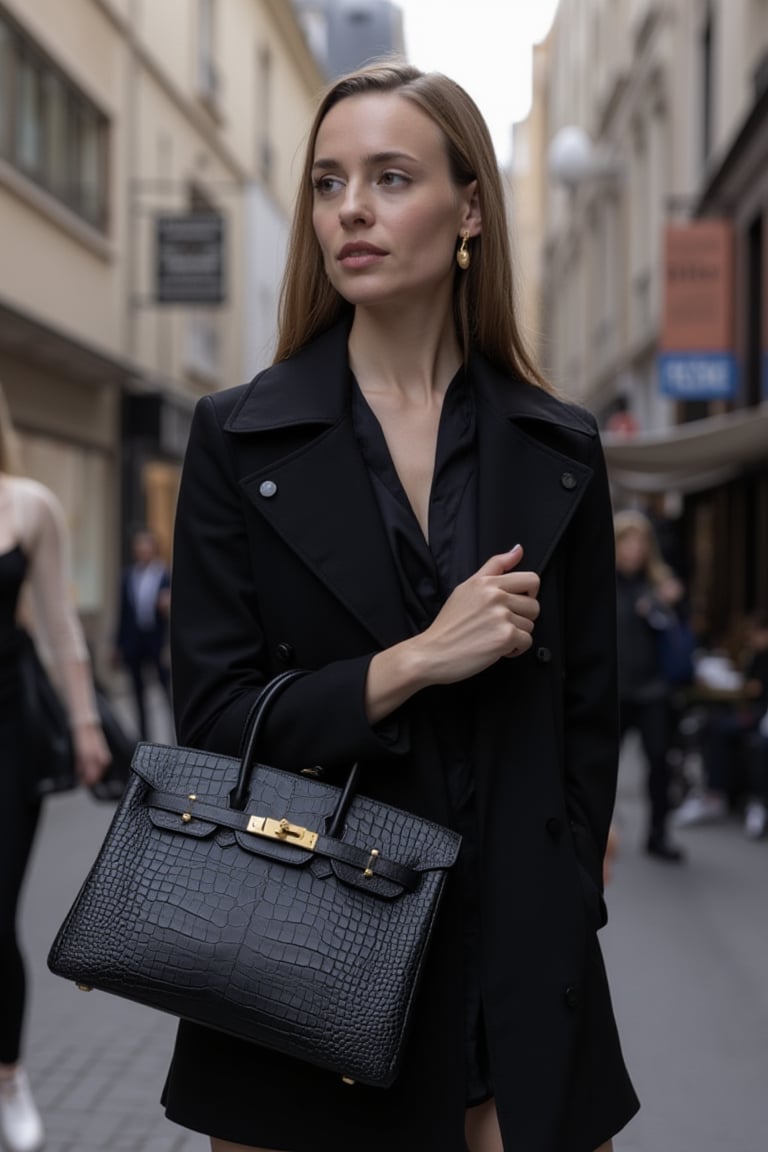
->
xmin=348 ymin=298 xmax=462 ymax=404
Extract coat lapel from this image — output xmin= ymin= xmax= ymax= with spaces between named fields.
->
xmin=224 ymin=324 xmax=598 ymax=647
xmin=225 ymin=325 xmax=410 ymax=649
xmin=472 ymin=353 xmax=596 ymax=574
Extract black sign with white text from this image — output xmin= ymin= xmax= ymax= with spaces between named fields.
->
xmin=155 ymin=214 xmax=226 ymax=304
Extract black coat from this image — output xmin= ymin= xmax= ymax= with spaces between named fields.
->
xmin=164 ymin=323 xmax=639 ymax=1152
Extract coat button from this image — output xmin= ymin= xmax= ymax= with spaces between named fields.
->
xmin=259 ymin=480 xmax=278 ymax=498
xmin=536 ymin=646 xmax=552 ymax=663
xmin=545 ymin=817 xmax=562 ymax=840
xmin=275 ymin=642 xmax=295 ymax=666
xmin=564 ymin=985 xmax=580 ymax=1010
xmin=560 ymin=472 xmax=577 ymax=490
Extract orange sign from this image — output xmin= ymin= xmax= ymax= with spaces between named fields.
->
xmin=660 ymin=220 xmax=734 ymax=352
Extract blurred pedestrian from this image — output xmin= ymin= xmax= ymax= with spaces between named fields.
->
xmin=0 ymin=384 xmax=110 ymax=1152
xmin=675 ymin=611 xmax=768 ymax=829
xmin=113 ymin=528 xmax=171 ymax=740
xmin=162 ymin=59 xmax=638 ymax=1152
xmin=614 ymin=509 xmax=686 ymax=862
xmin=744 ymin=703 xmax=768 ymax=839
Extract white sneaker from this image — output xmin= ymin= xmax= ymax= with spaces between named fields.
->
xmin=0 ymin=1067 xmax=44 ymax=1152
xmin=744 ymin=801 xmax=768 ymax=840
xmin=672 ymin=792 xmax=727 ymax=827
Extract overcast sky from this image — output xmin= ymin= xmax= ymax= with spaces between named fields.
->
xmin=396 ymin=0 xmax=560 ymax=166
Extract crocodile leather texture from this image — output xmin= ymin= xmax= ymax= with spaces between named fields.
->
xmin=48 ymin=729 xmax=461 ymax=1087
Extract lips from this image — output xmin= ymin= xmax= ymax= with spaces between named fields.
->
xmin=337 ymin=242 xmax=387 ymax=260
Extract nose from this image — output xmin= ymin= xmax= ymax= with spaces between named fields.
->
xmin=338 ymin=178 xmax=372 ymax=228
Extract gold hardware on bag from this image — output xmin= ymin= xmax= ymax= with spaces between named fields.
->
xmin=341 ymin=1076 xmax=356 ymax=1086
xmin=246 ymin=814 xmax=318 ymax=850
xmin=182 ymin=794 xmax=198 ymax=824
xmin=76 ymin=984 xmax=92 ymax=991
xmin=363 ymin=848 xmax=380 ymax=879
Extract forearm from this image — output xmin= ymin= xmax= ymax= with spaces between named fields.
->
xmin=56 ymin=657 xmax=100 ymax=728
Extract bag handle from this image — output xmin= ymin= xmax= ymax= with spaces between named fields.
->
xmin=229 ymin=670 xmax=359 ymax=833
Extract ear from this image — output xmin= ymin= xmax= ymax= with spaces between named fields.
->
xmin=459 ymin=180 xmax=482 ymax=238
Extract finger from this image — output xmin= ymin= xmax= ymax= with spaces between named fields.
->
xmin=504 ymin=631 xmax=534 ymax=659
xmin=495 ymin=571 xmax=540 ymax=597
xmin=506 ymin=593 xmax=541 ymax=621
xmin=476 ymin=544 xmax=523 ymax=578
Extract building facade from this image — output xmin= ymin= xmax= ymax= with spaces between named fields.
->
xmin=0 ymin=0 xmax=325 ymax=655
xmin=516 ymin=0 xmax=768 ymax=637
xmin=293 ymin=0 xmax=404 ymax=80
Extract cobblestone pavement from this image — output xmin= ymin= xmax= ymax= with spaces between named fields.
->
xmin=17 ymin=697 xmax=768 ymax=1151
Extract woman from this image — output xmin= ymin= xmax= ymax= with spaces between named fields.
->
xmin=0 ymin=386 xmax=110 ymax=1152
xmin=164 ymin=60 xmax=639 ymax=1152
xmin=614 ymin=509 xmax=686 ymax=862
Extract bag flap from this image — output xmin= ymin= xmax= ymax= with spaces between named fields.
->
xmin=131 ymin=742 xmax=461 ymax=873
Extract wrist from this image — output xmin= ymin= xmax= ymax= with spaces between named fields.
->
xmin=366 ymin=639 xmax=431 ymax=725
xmin=395 ymin=636 xmax=433 ymax=693
xmin=71 ymin=716 xmax=101 ymax=733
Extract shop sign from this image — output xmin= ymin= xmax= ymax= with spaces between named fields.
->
xmin=155 ymin=214 xmax=226 ymax=304
xmin=658 ymin=351 xmax=739 ymax=400
xmin=658 ymin=219 xmax=736 ymax=400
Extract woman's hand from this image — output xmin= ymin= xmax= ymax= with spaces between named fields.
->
xmin=414 ymin=545 xmax=540 ymax=684
xmin=72 ymin=722 xmax=111 ymax=787
xmin=365 ymin=546 xmax=540 ymax=723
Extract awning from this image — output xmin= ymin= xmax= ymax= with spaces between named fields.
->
xmin=602 ymin=402 xmax=768 ymax=492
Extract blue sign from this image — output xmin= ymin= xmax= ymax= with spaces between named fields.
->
xmin=658 ymin=352 xmax=739 ymax=400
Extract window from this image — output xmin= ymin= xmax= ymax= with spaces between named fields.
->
xmin=0 ymin=21 xmax=10 ymax=153
xmin=700 ymin=4 xmax=714 ymax=167
xmin=0 ymin=6 xmax=109 ymax=230
xmin=197 ymin=0 xmax=220 ymax=107
xmin=256 ymin=44 xmax=272 ymax=182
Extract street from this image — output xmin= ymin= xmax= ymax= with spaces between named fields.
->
xmin=603 ymin=736 xmax=768 ymax=1152
xmin=18 ymin=712 xmax=768 ymax=1151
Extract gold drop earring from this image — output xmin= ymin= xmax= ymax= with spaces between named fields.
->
xmin=456 ymin=231 xmax=471 ymax=270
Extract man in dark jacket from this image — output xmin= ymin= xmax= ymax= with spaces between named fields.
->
xmin=114 ymin=529 xmax=171 ymax=740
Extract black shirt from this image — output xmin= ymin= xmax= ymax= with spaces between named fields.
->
xmin=351 ymin=368 xmax=492 ymax=1106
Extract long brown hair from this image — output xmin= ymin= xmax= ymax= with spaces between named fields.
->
xmin=274 ymin=58 xmax=548 ymax=390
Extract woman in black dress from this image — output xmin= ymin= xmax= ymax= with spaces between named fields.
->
xmin=164 ymin=60 xmax=639 ymax=1152
xmin=0 ymin=385 xmax=109 ymax=1152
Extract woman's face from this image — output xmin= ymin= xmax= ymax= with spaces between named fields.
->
xmin=615 ymin=528 xmax=648 ymax=574
xmin=311 ymin=92 xmax=479 ymax=311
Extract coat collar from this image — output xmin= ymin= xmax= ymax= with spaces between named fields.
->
xmin=225 ymin=323 xmax=351 ymax=434
xmin=224 ymin=320 xmax=596 ymax=440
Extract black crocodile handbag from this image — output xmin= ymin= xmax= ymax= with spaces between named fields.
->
xmin=48 ymin=671 xmax=461 ymax=1088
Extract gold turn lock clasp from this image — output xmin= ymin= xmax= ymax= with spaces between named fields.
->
xmin=363 ymin=848 xmax=380 ymax=879
xmin=246 ymin=814 xmax=318 ymax=850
